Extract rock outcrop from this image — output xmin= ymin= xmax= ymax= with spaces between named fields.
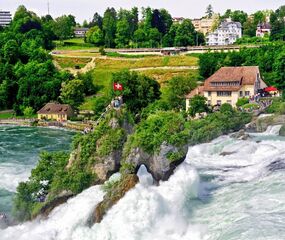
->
xmin=124 ymin=142 xmax=187 ymax=182
xmin=34 ymin=190 xmax=74 ymax=219
xmin=230 ymin=129 xmax=250 ymax=140
xmin=93 ymin=174 xmax=139 ymax=223
xmin=246 ymin=114 xmax=285 ymax=132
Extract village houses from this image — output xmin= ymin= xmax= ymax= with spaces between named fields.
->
xmin=186 ymin=66 xmax=267 ymax=111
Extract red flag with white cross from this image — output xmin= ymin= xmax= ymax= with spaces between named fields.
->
xmin=113 ymin=83 xmax=123 ymax=91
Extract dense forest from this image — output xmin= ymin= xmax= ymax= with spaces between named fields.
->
xmin=0 ymin=6 xmax=96 ymax=113
xmin=82 ymin=5 xmax=285 ymax=48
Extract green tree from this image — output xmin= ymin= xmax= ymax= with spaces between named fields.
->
xmin=103 ymin=8 xmax=117 ymax=48
xmin=86 ymin=26 xmax=104 ymax=46
xmin=115 ymin=19 xmax=131 ymax=47
xmin=111 ymin=70 xmax=161 ymax=113
xmin=174 ymin=19 xmax=196 ymax=46
xmin=188 ymin=95 xmax=208 ymax=117
xmin=60 ymin=79 xmax=85 ymax=108
xmin=53 ymin=15 xmax=76 ymax=41
xmin=90 ymin=12 xmax=103 ymax=29
xmin=23 ymin=106 xmax=35 ymax=118
xmin=206 ymin=5 xmax=214 ymax=18
xmin=274 ymin=51 xmax=285 ymax=89
xmin=166 ymin=75 xmax=197 ymax=110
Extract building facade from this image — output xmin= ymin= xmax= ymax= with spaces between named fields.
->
xmin=191 ymin=15 xmax=218 ymax=35
xmin=172 ymin=17 xmax=184 ymax=24
xmin=37 ymin=103 xmax=74 ymax=121
xmin=0 ymin=11 xmax=12 ymax=27
xmin=74 ymin=28 xmax=89 ymax=38
xmin=206 ymin=20 xmax=242 ymax=46
xmin=256 ymin=22 xmax=271 ymax=37
xmin=186 ymin=66 xmax=267 ymax=110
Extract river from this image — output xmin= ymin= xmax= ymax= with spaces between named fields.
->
xmin=1 ymin=125 xmax=285 ymax=239
xmin=0 ymin=125 xmax=75 ymax=219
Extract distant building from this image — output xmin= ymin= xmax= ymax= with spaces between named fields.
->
xmin=191 ymin=15 xmax=218 ymax=35
xmin=172 ymin=17 xmax=184 ymax=24
xmin=74 ymin=28 xmax=89 ymax=38
xmin=37 ymin=103 xmax=74 ymax=121
xmin=161 ymin=47 xmax=181 ymax=55
xmin=256 ymin=22 xmax=271 ymax=37
xmin=206 ymin=19 xmax=242 ymax=45
xmin=186 ymin=66 xmax=267 ymax=109
xmin=0 ymin=11 xmax=12 ymax=27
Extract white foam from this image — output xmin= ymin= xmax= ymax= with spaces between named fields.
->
xmin=2 ymin=129 xmax=285 ymax=239
xmin=0 ymin=163 xmax=32 ymax=192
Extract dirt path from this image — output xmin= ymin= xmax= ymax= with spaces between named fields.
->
xmin=53 ymin=57 xmax=97 ymax=75
xmin=131 ymin=66 xmax=199 ymax=71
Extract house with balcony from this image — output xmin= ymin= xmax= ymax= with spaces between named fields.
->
xmin=186 ymin=66 xmax=267 ymax=110
xmin=206 ymin=19 xmax=242 ymax=46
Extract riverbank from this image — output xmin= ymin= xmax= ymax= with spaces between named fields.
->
xmin=0 ymin=119 xmax=91 ymax=132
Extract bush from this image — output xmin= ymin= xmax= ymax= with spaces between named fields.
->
xmin=236 ymin=97 xmax=249 ymax=107
xmin=23 ymin=106 xmax=35 ymax=118
xmin=124 ymin=111 xmax=187 ymax=154
xmin=242 ymin=103 xmax=259 ymax=110
xmin=220 ymin=103 xmax=233 ymax=114
xmin=99 ymin=46 xmax=106 ymax=56
xmin=92 ymin=95 xmax=111 ymax=119
xmin=266 ymin=99 xmax=285 ymax=114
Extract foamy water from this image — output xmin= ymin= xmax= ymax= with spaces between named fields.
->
xmin=0 ymin=126 xmax=75 ymax=216
xmin=1 ymin=126 xmax=285 ymax=239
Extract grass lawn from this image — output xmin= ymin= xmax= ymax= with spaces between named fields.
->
xmin=72 ymin=54 xmax=199 ymax=111
xmin=54 ymin=38 xmax=97 ymax=51
xmin=0 ymin=112 xmax=14 ymax=119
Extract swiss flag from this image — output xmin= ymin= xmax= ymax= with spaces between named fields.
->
xmin=113 ymin=83 xmax=123 ymax=91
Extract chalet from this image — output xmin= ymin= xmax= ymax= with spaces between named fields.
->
xmin=74 ymin=28 xmax=89 ymax=38
xmin=256 ymin=22 xmax=271 ymax=37
xmin=37 ymin=103 xmax=74 ymax=121
xmin=186 ymin=66 xmax=267 ymax=110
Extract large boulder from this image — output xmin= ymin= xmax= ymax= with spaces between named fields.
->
xmin=93 ymin=174 xmax=139 ymax=223
xmin=124 ymin=142 xmax=187 ymax=182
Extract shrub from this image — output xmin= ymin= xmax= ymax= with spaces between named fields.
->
xmin=220 ymin=103 xmax=234 ymax=114
xmin=236 ymin=97 xmax=249 ymax=107
xmin=23 ymin=106 xmax=35 ymax=118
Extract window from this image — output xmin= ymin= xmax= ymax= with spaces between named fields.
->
xmin=217 ymin=100 xmax=222 ymax=105
xmin=240 ymin=91 xmax=243 ymax=97
xmin=245 ymin=91 xmax=250 ymax=96
xmin=208 ymin=100 xmax=212 ymax=105
xmin=217 ymin=91 xmax=232 ymax=96
xmin=208 ymin=91 xmax=211 ymax=96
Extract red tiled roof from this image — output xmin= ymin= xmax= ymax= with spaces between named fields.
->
xmin=37 ymin=103 xmax=74 ymax=115
xmin=186 ymin=86 xmax=204 ymax=99
xmin=204 ymin=66 xmax=260 ymax=91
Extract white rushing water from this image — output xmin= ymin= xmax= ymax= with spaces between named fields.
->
xmin=1 ymin=126 xmax=285 ymax=240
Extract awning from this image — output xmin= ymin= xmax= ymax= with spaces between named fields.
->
xmin=264 ymin=86 xmax=277 ymax=92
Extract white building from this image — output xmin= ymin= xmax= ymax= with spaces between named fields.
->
xmin=206 ymin=20 xmax=242 ymax=46
xmin=74 ymin=28 xmax=89 ymax=38
xmin=0 ymin=11 xmax=12 ymax=27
